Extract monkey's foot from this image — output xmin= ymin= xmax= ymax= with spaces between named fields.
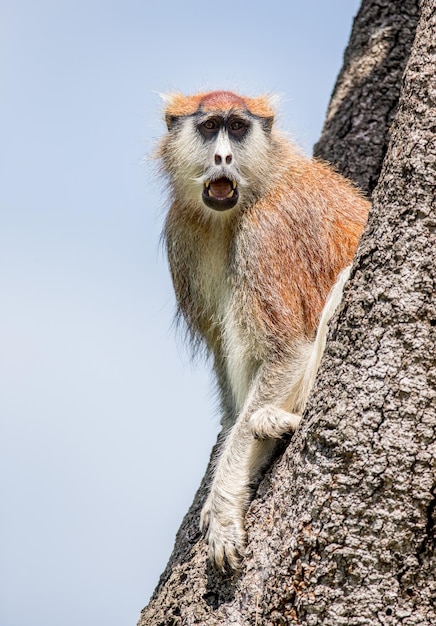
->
xmin=249 ymin=405 xmax=301 ymax=439
xmin=200 ymin=494 xmax=246 ymax=572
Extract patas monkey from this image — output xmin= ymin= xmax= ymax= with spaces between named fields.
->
xmin=158 ymin=90 xmax=369 ymax=571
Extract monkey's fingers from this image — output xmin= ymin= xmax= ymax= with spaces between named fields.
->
xmin=208 ymin=536 xmax=244 ymax=573
xmin=249 ymin=405 xmax=301 ymax=439
xmin=200 ymin=496 xmax=246 ymax=572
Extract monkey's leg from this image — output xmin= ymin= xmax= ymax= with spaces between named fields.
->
xmin=249 ymin=264 xmax=352 ymax=440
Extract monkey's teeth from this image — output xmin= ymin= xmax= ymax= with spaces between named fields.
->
xmin=205 ymin=178 xmax=238 ymax=200
xmin=207 ymin=187 xmax=235 ymax=199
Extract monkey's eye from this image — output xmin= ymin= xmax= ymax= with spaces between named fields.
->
xmin=229 ymin=120 xmax=244 ymax=131
xmin=228 ymin=118 xmax=250 ymax=139
xmin=200 ymin=119 xmax=220 ymax=133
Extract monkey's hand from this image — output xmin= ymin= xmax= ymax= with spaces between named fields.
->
xmin=200 ymin=490 xmax=246 ymax=572
xmin=249 ymin=404 xmax=301 ymax=439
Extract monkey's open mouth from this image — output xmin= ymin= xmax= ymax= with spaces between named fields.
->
xmin=202 ymin=178 xmax=239 ymax=211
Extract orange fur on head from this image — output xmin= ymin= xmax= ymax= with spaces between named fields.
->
xmin=163 ymin=90 xmax=275 ymax=120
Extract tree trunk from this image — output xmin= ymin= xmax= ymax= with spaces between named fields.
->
xmin=138 ymin=0 xmax=435 ymax=624
xmin=313 ymin=0 xmax=420 ymax=196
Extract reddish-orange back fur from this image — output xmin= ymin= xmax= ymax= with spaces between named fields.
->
xmin=236 ymin=157 xmax=367 ymax=345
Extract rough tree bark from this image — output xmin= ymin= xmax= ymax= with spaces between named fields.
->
xmin=313 ymin=0 xmax=420 ymax=195
xmin=139 ymin=0 xmax=435 ymax=623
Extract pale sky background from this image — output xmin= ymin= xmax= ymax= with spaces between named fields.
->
xmin=0 ymin=1 xmax=360 ymax=625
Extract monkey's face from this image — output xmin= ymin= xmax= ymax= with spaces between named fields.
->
xmin=160 ymin=92 xmax=276 ymax=213
xmin=196 ymin=113 xmax=249 ymax=211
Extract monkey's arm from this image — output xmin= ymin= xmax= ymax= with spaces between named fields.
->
xmin=200 ymin=356 xmax=304 ymax=571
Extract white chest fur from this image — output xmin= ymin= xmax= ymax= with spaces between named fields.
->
xmin=194 ymin=226 xmax=257 ymax=415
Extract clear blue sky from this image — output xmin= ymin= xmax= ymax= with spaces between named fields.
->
xmin=0 ymin=1 xmax=360 ymax=624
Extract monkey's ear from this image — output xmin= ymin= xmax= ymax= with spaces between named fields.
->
xmin=165 ymin=113 xmax=179 ymax=130
xmin=158 ymin=93 xmax=176 ymax=130
xmin=159 ymin=92 xmax=186 ymax=131
xmin=262 ymin=116 xmax=275 ymax=132
xmin=244 ymin=93 xmax=277 ymax=131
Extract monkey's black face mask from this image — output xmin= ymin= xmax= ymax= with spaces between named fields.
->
xmin=202 ymin=177 xmax=239 ymax=211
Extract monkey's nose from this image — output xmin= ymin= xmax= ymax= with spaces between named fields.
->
xmin=215 ymin=154 xmax=233 ymax=165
